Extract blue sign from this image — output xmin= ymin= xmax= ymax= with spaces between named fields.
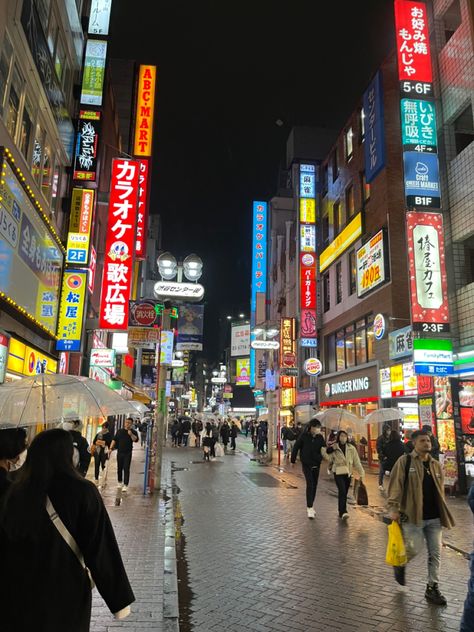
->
xmin=299 ymin=164 xmax=316 ymax=198
xmin=414 ymin=363 xmax=454 ymax=376
xmin=300 ymin=338 xmax=318 ymax=348
xmin=250 ymin=201 xmax=268 ymax=314
xmin=363 ymin=71 xmax=386 ymax=183
xmin=403 ymin=151 xmax=440 ymax=206
xmin=67 ymin=248 xmax=88 ymax=264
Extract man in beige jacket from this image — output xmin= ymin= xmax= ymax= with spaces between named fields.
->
xmin=387 ymin=429 xmax=455 ymax=606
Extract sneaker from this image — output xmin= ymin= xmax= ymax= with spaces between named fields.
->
xmin=122 ymin=485 xmax=128 ymax=492
xmin=341 ymin=512 xmax=350 ymax=520
xmin=393 ymin=566 xmax=406 ymax=586
xmin=378 ymin=484 xmax=384 ymax=491
xmin=117 ymin=483 xmax=123 ymax=489
xmin=307 ymin=508 xmax=315 ymax=519
xmin=425 ymin=584 xmax=447 ymax=606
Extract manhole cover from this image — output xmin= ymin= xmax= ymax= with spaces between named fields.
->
xmin=242 ymin=472 xmax=285 ymax=487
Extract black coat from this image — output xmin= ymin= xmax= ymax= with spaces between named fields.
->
xmin=181 ymin=419 xmax=191 ymax=434
xmin=70 ymin=430 xmax=91 ymax=477
xmin=230 ymin=425 xmax=238 ymax=439
xmin=291 ymin=432 xmax=326 ymax=467
xmin=382 ymin=439 xmax=405 ymax=472
xmin=0 ymin=475 xmax=134 ymax=632
xmin=220 ymin=424 xmax=230 ymax=441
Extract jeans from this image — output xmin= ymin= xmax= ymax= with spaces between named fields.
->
xmin=231 ymin=436 xmax=236 ymax=450
xmin=182 ymin=433 xmax=189 ymax=447
xmin=378 ymin=461 xmax=385 ymax=486
xmin=302 ymin=464 xmax=321 ymax=508
xmin=402 ymin=518 xmax=442 ymax=585
xmin=140 ymin=432 xmax=147 ymax=447
xmin=461 ymin=552 xmax=474 ymax=631
xmin=94 ymin=449 xmax=107 ymax=480
xmin=287 ymin=440 xmax=295 ymax=457
xmin=282 ymin=439 xmax=287 ymax=455
xmin=117 ymin=451 xmax=132 ymax=486
xmin=334 ymin=474 xmax=351 ymax=516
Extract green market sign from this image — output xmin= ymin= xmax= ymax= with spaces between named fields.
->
xmin=401 ymin=99 xmax=437 ymax=152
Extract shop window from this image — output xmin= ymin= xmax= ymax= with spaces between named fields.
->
xmin=332 ymin=148 xmax=339 ymax=182
xmin=32 ymin=125 xmax=45 ymax=182
xmin=19 ymin=98 xmax=34 ymax=159
xmin=323 ymin=273 xmax=330 ymax=312
xmin=360 ymin=171 xmax=370 ymax=205
xmin=345 ymin=127 xmax=353 ymax=162
xmin=359 ymin=107 xmax=365 ymax=143
xmin=0 ymin=36 xmax=13 ymax=119
xmin=443 ymin=0 xmax=462 ymax=44
xmin=50 ymin=160 xmax=61 ymax=214
xmin=41 ymin=143 xmax=53 ymax=199
xmin=453 ymin=105 xmax=474 ymax=156
xmin=345 ymin=184 xmax=355 ymax=219
xmin=356 ymin=319 xmax=367 ymax=365
xmin=54 ymin=35 xmax=66 ymax=82
xmin=345 ymin=325 xmax=355 ymax=368
xmin=464 ymin=237 xmax=474 ymax=285
xmin=367 ymin=316 xmax=376 ymax=361
xmin=336 ymin=330 xmax=345 ymax=371
xmin=336 ymin=262 xmax=342 ymax=304
xmin=322 ymin=213 xmax=330 ymax=248
xmin=333 ymin=201 xmax=342 ymax=236
xmin=325 ymin=333 xmax=336 ymax=374
xmin=349 ymin=250 xmax=357 ymax=295
xmin=6 ymin=65 xmax=23 ymax=139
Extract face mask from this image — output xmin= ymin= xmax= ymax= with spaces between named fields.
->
xmin=8 ymin=449 xmax=27 ymax=471
xmin=339 ymin=438 xmax=347 ymax=445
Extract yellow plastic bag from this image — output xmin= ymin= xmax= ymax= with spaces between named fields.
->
xmin=385 ymin=520 xmax=407 ymax=566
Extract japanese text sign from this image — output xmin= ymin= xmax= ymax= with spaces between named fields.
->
xmin=136 ymin=159 xmax=150 ymax=258
xmin=160 ymin=330 xmax=174 ymax=365
xmin=401 ymin=99 xmax=437 ymax=150
xmin=133 ymin=65 xmax=157 ymax=157
xmin=281 ymin=387 xmax=295 ymax=407
xmin=300 ymin=224 xmax=316 ymax=252
xmin=251 ymin=201 xmax=268 ymax=313
xmin=300 ymin=253 xmax=316 ymax=310
xmin=73 ymin=111 xmax=101 ymax=181
xmin=300 ymin=198 xmax=316 ymax=223
xmin=280 ymin=318 xmax=296 ymax=368
xmin=363 ymin=71 xmax=386 ymax=183
xmin=88 ymin=0 xmax=113 ymax=35
xmin=394 ymin=1 xmax=433 ymax=84
xmin=299 ymin=164 xmax=316 ymax=198
xmin=406 ymin=212 xmax=449 ymax=328
xmin=99 ymin=159 xmax=139 ymax=329
xmin=80 ymin=40 xmax=107 ymax=106
xmin=231 ymin=324 xmax=251 ymax=357
xmin=389 ymin=326 xmax=413 ymax=360
xmin=403 ymin=151 xmax=440 ymax=208
xmin=66 ymin=188 xmax=94 ymax=265
xmin=356 ymin=229 xmax=389 ymax=297
xmin=56 ymin=270 xmax=87 ymax=351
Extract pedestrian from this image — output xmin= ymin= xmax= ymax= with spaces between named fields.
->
xmin=220 ymin=419 xmax=230 ymax=451
xmin=285 ymin=422 xmax=297 ymax=459
xmin=382 ymin=430 xmax=405 ymax=476
xmin=291 ymin=418 xmax=326 ymax=519
xmin=170 ymin=418 xmax=180 ymax=447
xmin=295 ymin=421 xmax=303 ymax=438
xmin=0 ymin=428 xmax=134 ymax=631
xmin=180 ymin=416 xmax=191 ymax=447
xmin=92 ymin=421 xmax=112 ymax=484
xmin=405 ymin=425 xmax=441 ymax=461
xmin=139 ymin=420 xmax=148 ymax=447
xmin=192 ymin=417 xmax=202 ymax=448
xmin=110 ymin=418 xmax=138 ymax=492
xmin=461 ymin=482 xmax=474 ymax=630
xmin=230 ymin=420 xmax=238 ymax=451
xmin=387 ymin=429 xmax=455 ymax=605
xmin=281 ymin=424 xmax=288 ymax=457
xmin=257 ymin=420 xmax=267 ymax=454
xmin=250 ymin=420 xmax=257 ymax=447
xmin=376 ymin=424 xmax=392 ymax=491
xmin=323 ymin=430 xmax=365 ymax=520
xmin=0 ymin=426 xmax=27 ymax=496
xmin=62 ymin=417 xmax=91 ymax=477
xmin=202 ymin=427 xmax=213 ymax=461
xmin=245 ymin=420 xmax=250 ymax=438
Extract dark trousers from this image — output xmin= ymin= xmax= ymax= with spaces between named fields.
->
xmin=302 ymin=464 xmax=321 ymax=508
xmin=378 ymin=461 xmax=385 ymax=486
xmin=334 ymin=474 xmax=351 ymax=516
xmin=461 ymin=552 xmax=474 ymax=631
xmin=182 ymin=433 xmax=189 ymax=447
xmin=94 ymin=449 xmax=107 ymax=480
xmin=194 ymin=433 xmax=201 ymax=448
xmin=117 ymin=451 xmax=132 ymax=485
xmin=231 ymin=436 xmax=236 ymax=450
xmin=140 ymin=432 xmax=147 ymax=447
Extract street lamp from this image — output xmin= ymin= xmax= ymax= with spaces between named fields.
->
xmin=157 ymin=252 xmax=178 ymax=280
xmin=183 ymin=254 xmax=203 ymax=281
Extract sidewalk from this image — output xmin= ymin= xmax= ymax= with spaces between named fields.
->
xmin=237 ymin=436 xmax=474 ymax=556
xmin=88 ymin=445 xmax=178 ymax=632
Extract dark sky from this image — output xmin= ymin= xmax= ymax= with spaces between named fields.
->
xmin=109 ymin=1 xmax=395 ymax=363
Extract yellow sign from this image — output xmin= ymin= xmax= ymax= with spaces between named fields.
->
xmin=6 ymin=337 xmax=57 ymax=376
xmin=320 ymin=212 xmax=362 ymax=272
xmin=299 ymin=198 xmax=316 ymax=223
xmin=56 ymin=270 xmax=87 ymax=352
xmin=66 ymin=188 xmax=94 ymax=264
xmin=133 ymin=65 xmax=157 ymax=156
xmin=390 ymin=364 xmax=404 ymax=395
xmin=236 ymin=358 xmax=250 ymax=385
xmin=281 ymin=387 xmax=295 ymax=407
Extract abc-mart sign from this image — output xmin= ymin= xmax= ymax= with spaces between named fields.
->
xmin=154 ymin=281 xmax=204 ymax=301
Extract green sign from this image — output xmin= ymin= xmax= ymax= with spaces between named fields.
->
xmin=401 ymin=99 xmax=437 ymax=149
xmin=80 ymin=40 xmax=107 ymax=106
xmin=413 ymin=338 xmax=452 ymax=351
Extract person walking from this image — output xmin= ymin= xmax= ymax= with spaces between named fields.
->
xmin=202 ymin=427 xmax=213 ymax=461
xmin=0 ymin=426 xmax=27 ymax=496
xmin=461 ymin=482 xmax=474 ymax=630
xmin=387 ymin=429 xmax=455 ymax=605
xmin=192 ymin=418 xmax=203 ymax=448
xmin=257 ymin=420 xmax=267 ymax=454
xmin=92 ymin=422 xmax=112 ymax=484
xmin=250 ymin=420 xmax=257 ymax=447
xmin=230 ymin=421 xmax=238 ymax=451
xmin=291 ymin=419 xmax=326 ymax=519
xmin=285 ymin=422 xmax=297 ymax=459
xmin=62 ymin=417 xmax=91 ymax=477
xmin=382 ymin=430 xmax=405 ymax=476
xmin=281 ymin=424 xmax=288 ymax=457
xmin=220 ymin=420 xmax=230 ymax=451
xmin=323 ymin=430 xmax=365 ymax=520
xmin=170 ymin=418 xmax=180 ymax=447
xmin=0 ymin=428 xmax=134 ymax=631
xmin=376 ymin=424 xmax=392 ymax=491
xmin=139 ymin=420 xmax=148 ymax=447
xmin=180 ymin=416 xmax=191 ymax=447
xmin=110 ymin=418 xmax=138 ymax=492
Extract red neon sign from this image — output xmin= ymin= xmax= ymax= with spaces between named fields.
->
xmin=394 ymin=1 xmax=433 ymax=83
xmin=300 ymin=252 xmax=316 ymax=309
xmin=99 ymin=158 xmax=139 ymax=329
xmin=136 ymin=158 xmax=150 ymax=259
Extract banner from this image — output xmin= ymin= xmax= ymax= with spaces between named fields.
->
xmin=236 ymin=358 xmax=250 ymax=385
xmin=356 ymin=228 xmax=389 ymax=297
xmin=363 ymin=71 xmax=386 ymax=182
xmin=231 ymin=323 xmax=250 ymax=357
xmin=56 ymin=270 xmax=87 ymax=352
xmin=88 ymin=0 xmax=113 ymax=35
xmin=133 ymin=65 xmax=157 ymax=156
xmin=176 ymin=304 xmax=204 ymax=351
xmin=136 ymin=159 xmax=150 ymax=258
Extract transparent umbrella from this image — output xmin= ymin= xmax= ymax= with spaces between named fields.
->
xmin=0 ymin=374 xmax=138 ymax=426
xmin=129 ymin=401 xmax=150 ymax=417
xmin=314 ymin=408 xmax=365 ymax=433
xmin=364 ymin=408 xmax=405 ymax=425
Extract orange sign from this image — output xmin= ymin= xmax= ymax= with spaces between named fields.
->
xmin=133 ymin=65 xmax=157 ymax=156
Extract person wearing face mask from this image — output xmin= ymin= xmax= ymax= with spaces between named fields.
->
xmin=291 ymin=418 xmax=326 ymax=519
xmin=62 ymin=417 xmax=91 ymax=477
xmin=323 ymin=430 xmax=365 ymax=520
xmin=0 ymin=426 xmax=27 ymax=496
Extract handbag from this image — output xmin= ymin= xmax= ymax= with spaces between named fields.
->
xmin=46 ymin=496 xmax=95 ymax=588
xmin=215 ymin=442 xmax=224 ymax=458
xmin=356 ymin=480 xmax=369 ymax=505
xmin=385 ymin=520 xmax=407 ymax=566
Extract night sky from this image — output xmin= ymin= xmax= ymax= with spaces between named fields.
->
xmin=109 ymin=1 xmax=395 ymax=363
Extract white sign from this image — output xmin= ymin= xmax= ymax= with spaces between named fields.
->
xmin=413 ymin=224 xmax=443 ymax=309
xmin=326 ymin=376 xmax=370 ymax=396
xmin=300 ymin=338 xmax=317 ymax=348
xmin=379 ymin=368 xmax=391 ymax=399
xmin=413 ymin=348 xmax=453 ymax=364
xmin=389 ymin=326 xmax=413 ymax=360
xmin=356 ymin=229 xmax=387 ymax=297
xmin=231 ymin=324 xmax=251 ymax=356
xmin=251 ymin=340 xmax=280 ymax=350
xmin=90 ymin=348 xmax=115 ymax=367
xmin=160 ymin=330 xmax=174 ymax=365
xmin=111 ymin=332 xmax=128 ymax=353
xmin=154 ymin=281 xmax=205 ymax=301
xmin=304 ymin=358 xmax=322 ymax=376
xmin=211 ymin=377 xmax=227 ymax=384
xmin=88 ymin=0 xmax=113 ymax=35
xmin=300 ymin=224 xmax=316 ymax=252
xmin=176 ymin=342 xmax=203 ymax=351
xmin=171 ymin=359 xmax=185 ymax=368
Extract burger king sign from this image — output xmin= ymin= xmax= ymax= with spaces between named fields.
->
xmin=304 ymin=357 xmax=322 ymax=377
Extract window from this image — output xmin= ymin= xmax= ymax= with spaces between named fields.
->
xmin=453 ymin=105 xmax=474 ymax=156
xmin=345 ymin=127 xmax=353 ymax=161
xmin=0 ymin=36 xmax=13 ymax=119
xmin=333 ymin=201 xmax=342 ymax=236
xmin=19 ymin=98 xmax=34 ymax=159
xmin=50 ymin=160 xmax=61 ymax=214
xmin=6 ymin=65 xmax=23 ymax=139
xmin=443 ymin=0 xmax=462 ymax=44
xmin=359 ymin=107 xmax=366 ymax=142
xmin=36 ymin=0 xmax=52 ymax=33
xmin=47 ymin=12 xmax=58 ymax=56
xmin=332 ymin=148 xmax=339 ymax=182
xmin=32 ymin=125 xmax=45 ymax=182
xmin=355 ymin=319 xmax=367 ymax=365
xmin=329 ymin=316 xmax=375 ymax=372
xmin=41 ymin=144 xmax=53 ymax=200
xmin=349 ymin=250 xmax=357 ymax=295
xmin=326 ymin=333 xmax=336 ymax=373
xmin=336 ymin=330 xmax=345 ymax=371
xmin=336 ymin=262 xmax=342 ymax=304
xmin=322 ymin=164 xmax=328 ymax=196
xmin=323 ymin=273 xmax=330 ymax=312
xmin=345 ymin=325 xmax=355 ymax=368
xmin=367 ymin=315 xmax=376 ymax=361
xmin=464 ymin=236 xmax=474 ymax=285
xmin=345 ymin=184 xmax=354 ymax=218
xmin=360 ymin=171 xmax=370 ymax=205
xmin=54 ymin=35 xmax=66 ymax=81
xmin=322 ymin=213 xmax=330 ymax=248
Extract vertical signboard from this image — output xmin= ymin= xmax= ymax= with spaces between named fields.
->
xmin=280 ymin=318 xmax=296 ymax=368
xmin=99 ymin=159 xmax=139 ymax=329
xmin=80 ymin=39 xmax=108 ymax=106
xmin=88 ymin=0 xmax=113 ymax=35
xmin=363 ymin=71 xmax=386 ymax=183
xmin=250 ymin=201 xmax=268 ymax=388
xmin=73 ymin=110 xmax=101 ymax=182
xmin=394 ymin=0 xmax=433 ymax=93
xmin=56 ymin=270 xmax=88 ymax=351
xmin=298 ymin=164 xmax=317 ymax=348
xmin=133 ymin=65 xmax=157 ymax=157
xmin=66 ymin=188 xmax=95 ymax=264
xmin=135 ymin=159 xmax=150 ymax=258
xmin=406 ymin=212 xmax=450 ymax=332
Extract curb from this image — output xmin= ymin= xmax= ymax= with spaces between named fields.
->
xmin=161 ymin=460 xmax=180 ymax=632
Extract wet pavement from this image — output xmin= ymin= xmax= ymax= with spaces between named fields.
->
xmin=171 ymin=441 xmax=471 ymax=632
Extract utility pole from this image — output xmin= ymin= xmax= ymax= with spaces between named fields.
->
xmin=153 ymin=306 xmax=171 ymax=490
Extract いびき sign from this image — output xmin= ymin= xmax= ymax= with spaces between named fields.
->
xmin=356 ymin=229 xmax=389 ymax=298
xmin=99 ymin=159 xmax=139 ymax=329
xmin=406 ymin=212 xmax=450 ymax=331
xmin=394 ymin=0 xmax=433 ymax=91
xmin=133 ymin=65 xmax=157 ymax=157
xmin=135 ymin=159 xmax=150 ymax=258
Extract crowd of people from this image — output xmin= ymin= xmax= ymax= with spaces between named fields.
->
xmin=169 ymin=414 xmax=243 ymax=459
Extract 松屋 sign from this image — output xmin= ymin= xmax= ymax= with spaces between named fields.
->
xmin=136 ymin=159 xmax=150 ymax=258
xmin=66 ymin=188 xmax=94 ymax=265
xmin=133 ymin=65 xmax=157 ymax=157
xmin=99 ymin=159 xmax=139 ymax=329
xmin=356 ymin=229 xmax=389 ymax=297
xmin=73 ymin=111 xmax=101 ymax=181
xmin=406 ymin=212 xmax=449 ymax=332
xmin=56 ymin=270 xmax=87 ymax=352
xmin=90 ymin=347 xmax=115 ymax=367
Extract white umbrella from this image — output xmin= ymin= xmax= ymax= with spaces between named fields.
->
xmin=314 ymin=408 xmax=365 ymax=432
xmin=365 ymin=408 xmax=405 ymax=425
xmin=0 ymin=374 xmax=138 ymax=426
xmin=129 ymin=400 xmax=150 ymax=417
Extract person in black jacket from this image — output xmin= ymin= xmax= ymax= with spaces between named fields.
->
xmin=92 ymin=422 xmax=112 ymax=483
xmin=382 ymin=430 xmax=405 ymax=474
xmin=220 ymin=420 xmax=230 ymax=450
xmin=63 ymin=418 xmax=91 ymax=477
xmin=376 ymin=424 xmax=392 ymax=490
xmin=0 ymin=428 xmax=134 ymax=632
xmin=180 ymin=416 xmax=192 ymax=447
xmin=291 ymin=418 xmax=326 ymax=519
xmin=230 ymin=421 xmax=239 ymax=451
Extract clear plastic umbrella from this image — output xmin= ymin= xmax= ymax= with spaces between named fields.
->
xmin=364 ymin=408 xmax=405 ymax=425
xmin=314 ymin=408 xmax=365 ymax=432
xmin=129 ymin=400 xmax=150 ymax=417
xmin=0 ymin=374 xmax=138 ymax=426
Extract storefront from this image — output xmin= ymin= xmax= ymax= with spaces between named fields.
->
xmin=295 ymin=388 xmax=316 ymax=425
xmin=379 ymin=361 xmax=419 ymax=440
xmin=5 ymin=337 xmax=58 ymax=381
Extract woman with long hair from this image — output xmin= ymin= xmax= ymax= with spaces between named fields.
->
xmin=0 ymin=426 xmax=27 ymax=495
xmin=0 ymin=428 xmax=134 ymax=632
